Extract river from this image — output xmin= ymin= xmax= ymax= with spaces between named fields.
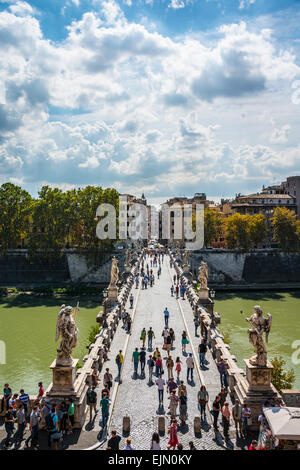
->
xmin=215 ymin=291 xmax=300 ymax=389
xmin=0 ymin=295 xmax=100 ymax=395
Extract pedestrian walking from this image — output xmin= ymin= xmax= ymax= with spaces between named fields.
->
xmin=175 ymin=357 xmax=182 ymax=381
xmin=155 ymin=355 xmax=163 ymax=376
xmin=170 ymin=285 xmax=174 ymax=296
xmin=164 ymin=307 xmax=170 ymax=328
xmin=168 ymin=391 xmax=179 ymax=419
xmin=166 ymin=333 xmax=172 ymax=355
xmin=186 ymin=353 xmax=194 ymax=381
xmin=129 ymin=294 xmax=134 ymax=309
xmin=175 ymin=285 xmax=179 ymax=299
xmin=147 ymin=327 xmax=155 ymax=350
xmin=140 ymin=328 xmax=146 ymax=348
xmin=37 ymin=382 xmax=44 ymax=401
xmin=25 ymin=405 xmax=40 ymax=448
xmin=166 ymin=355 xmax=174 ymax=380
xmin=179 ymin=391 xmax=188 ymax=425
xmin=15 ymin=404 xmax=26 ymax=444
xmin=242 ymin=403 xmax=252 ymax=437
xmin=212 ymin=395 xmax=221 ymax=430
xmin=232 ymin=400 xmax=243 ymax=436
xmin=167 ymin=418 xmax=179 ymax=450
xmin=132 ymin=348 xmax=140 ymax=376
xmin=222 ymin=403 xmax=231 ymax=439
xmin=100 ymin=393 xmax=110 ymax=428
xmin=198 ymin=385 xmax=209 ymax=419
xmin=107 ymin=430 xmax=121 ymax=450
xmin=193 ymin=316 xmax=200 ymax=336
xmin=181 ymin=331 xmax=189 ymax=353
xmin=104 ymin=368 xmax=113 ymax=391
xmin=198 ymin=340 xmax=207 ymax=367
xmin=140 ymin=348 xmax=146 ymax=375
xmin=169 ymin=328 xmax=175 ymax=347
xmin=115 ymin=350 xmax=123 ymax=378
xmin=217 ymin=359 xmax=229 ymax=389
xmin=155 ymin=374 xmax=166 ymax=405
xmin=4 ymin=405 xmax=15 ymax=449
xmin=147 ymin=355 xmax=155 ymax=383
xmin=126 ymin=315 xmax=132 ymax=334
xmin=87 ymin=385 xmax=98 ymax=422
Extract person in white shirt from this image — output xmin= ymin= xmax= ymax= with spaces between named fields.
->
xmin=155 ymin=374 xmax=166 ymax=405
xmin=186 ymin=354 xmax=194 ymax=381
xmin=150 ymin=432 xmax=161 ymax=450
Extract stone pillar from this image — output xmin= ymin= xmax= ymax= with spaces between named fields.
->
xmin=46 ymin=358 xmax=88 ymax=429
xmin=234 ymin=359 xmax=279 ymax=431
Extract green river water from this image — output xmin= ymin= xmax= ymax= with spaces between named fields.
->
xmin=0 ymin=291 xmax=299 ymax=394
xmin=0 ymin=296 xmax=101 ymax=395
xmin=215 ymin=291 xmax=300 ymax=389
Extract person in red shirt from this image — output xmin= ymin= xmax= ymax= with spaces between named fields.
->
xmin=249 ymin=440 xmax=258 ymax=450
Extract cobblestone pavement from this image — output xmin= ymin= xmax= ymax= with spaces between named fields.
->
xmin=107 ymin=255 xmax=224 ymax=451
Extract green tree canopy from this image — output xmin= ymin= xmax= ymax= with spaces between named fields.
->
xmin=271 ymin=207 xmax=300 ymax=251
xmin=0 ymin=183 xmax=32 ymax=254
xmin=204 ymin=207 xmax=224 ymax=247
xmin=271 ymin=356 xmax=295 ymax=393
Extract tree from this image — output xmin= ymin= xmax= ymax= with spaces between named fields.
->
xmin=28 ymin=186 xmax=72 ymax=261
xmin=248 ymin=214 xmax=268 ymax=247
xmin=0 ymin=183 xmax=32 ymax=254
xmin=271 ymin=207 xmax=300 ymax=251
xmin=225 ymin=213 xmax=251 ymax=249
xmin=271 ymin=356 xmax=295 ymax=392
xmin=204 ymin=208 xmax=224 ymax=247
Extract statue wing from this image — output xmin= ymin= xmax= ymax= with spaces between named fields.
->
xmin=265 ymin=313 xmax=272 ymax=343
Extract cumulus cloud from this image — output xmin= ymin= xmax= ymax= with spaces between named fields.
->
xmin=0 ymin=3 xmax=299 ymax=197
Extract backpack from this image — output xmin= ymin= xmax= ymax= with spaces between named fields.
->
xmin=115 ymin=354 xmax=121 ymax=365
xmin=45 ymin=412 xmax=55 ymax=431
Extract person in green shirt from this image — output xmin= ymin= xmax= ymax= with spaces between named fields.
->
xmin=67 ymin=399 xmax=75 ymax=435
xmin=132 ymin=348 xmax=140 ymax=376
xmin=147 ymin=327 xmax=155 ymax=350
xmin=100 ymin=393 xmax=110 ymax=428
xmin=140 ymin=328 xmax=146 ymax=347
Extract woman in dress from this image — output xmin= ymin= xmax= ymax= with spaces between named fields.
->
xmin=175 ymin=357 xmax=182 ymax=381
xmin=167 ymin=418 xmax=179 ymax=450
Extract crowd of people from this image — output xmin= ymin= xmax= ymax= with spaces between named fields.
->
xmin=1 ymin=382 xmax=76 ymax=449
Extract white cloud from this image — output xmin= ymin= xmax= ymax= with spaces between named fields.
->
xmin=0 ymin=4 xmax=299 ymax=197
xmin=270 ymin=125 xmax=291 ymax=144
xmin=238 ymin=0 xmax=256 ymax=10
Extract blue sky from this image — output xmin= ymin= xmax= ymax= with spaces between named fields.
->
xmin=0 ymin=0 xmax=300 ymax=203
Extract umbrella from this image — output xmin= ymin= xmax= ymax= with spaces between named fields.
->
xmin=263 ymin=407 xmax=300 ymax=441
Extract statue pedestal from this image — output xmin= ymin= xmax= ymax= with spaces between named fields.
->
xmin=107 ymin=286 xmax=118 ymax=301
xmin=234 ymin=359 xmax=279 ymax=431
xmin=245 ymin=359 xmax=273 ymax=392
xmin=198 ymin=287 xmax=209 ymax=300
xmin=46 ymin=358 xmax=88 ymax=429
xmin=49 ymin=358 xmax=78 ymax=393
